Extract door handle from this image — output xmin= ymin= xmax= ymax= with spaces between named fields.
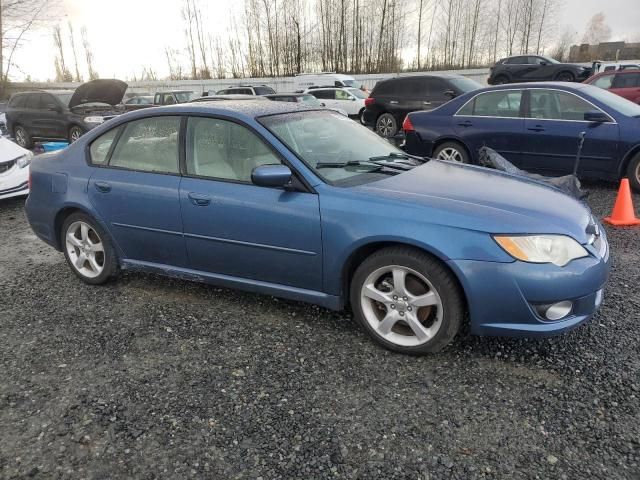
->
xmin=423 ymin=101 xmax=432 ymax=105
xmin=527 ymin=125 xmax=545 ymax=132
xmin=188 ymin=192 xmax=211 ymax=206
xmin=457 ymin=121 xmax=473 ymax=127
xmin=389 ymin=100 xmax=399 ymax=104
xmin=94 ymin=181 xmax=111 ymax=193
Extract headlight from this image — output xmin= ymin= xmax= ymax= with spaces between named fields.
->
xmin=494 ymin=235 xmax=588 ymax=267
xmin=84 ymin=116 xmax=104 ymax=124
xmin=16 ymin=151 xmax=33 ymax=169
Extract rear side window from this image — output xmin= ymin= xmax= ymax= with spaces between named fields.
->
xmin=9 ymin=95 xmax=27 ymax=108
xmin=372 ymin=81 xmax=395 ymax=96
xmin=310 ymin=90 xmax=333 ymax=100
xmin=89 ymin=127 xmax=121 ymax=165
xmin=612 ymin=73 xmax=640 ymax=88
xmin=457 ymin=90 xmax=522 ymax=117
xmin=108 ymin=116 xmax=181 ymax=173
xmin=505 ymin=56 xmax=526 ymax=65
xmin=254 ymin=86 xmax=275 ymax=95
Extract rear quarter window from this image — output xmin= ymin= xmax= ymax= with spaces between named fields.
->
xmin=89 ymin=127 xmax=121 ymax=165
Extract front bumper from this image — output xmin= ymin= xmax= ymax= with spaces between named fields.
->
xmin=0 ymin=166 xmax=29 ymax=200
xmin=448 ymin=237 xmax=610 ymax=337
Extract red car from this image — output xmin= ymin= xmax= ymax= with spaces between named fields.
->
xmin=584 ymin=69 xmax=640 ymax=104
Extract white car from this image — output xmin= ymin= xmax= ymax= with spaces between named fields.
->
xmin=304 ymin=87 xmax=368 ymax=123
xmin=0 ymin=137 xmax=32 ymax=200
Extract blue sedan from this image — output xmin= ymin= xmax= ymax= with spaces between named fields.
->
xmin=25 ymin=101 xmax=609 ymax=354
xmin=403 ymin=82 xmax=640 ymax=191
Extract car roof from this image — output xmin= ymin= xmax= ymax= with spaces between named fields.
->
xmin=476 ymin=81 xmax=590 ymax=93
xmin=376 ymin=73 xmax=466 ymax=83
xmin=266 ymin=93 xmax=307 ymax=98
xmin=142 ymin=99 xmax=319 ymax=119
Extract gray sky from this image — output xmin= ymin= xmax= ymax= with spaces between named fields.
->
xmin=11 ymin=0 xmax=640 ymax=82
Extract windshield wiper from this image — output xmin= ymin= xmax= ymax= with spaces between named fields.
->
xmin=368 ymin=152 xmax=427 ymax=163
xmin=315 ymin=160 xmax=398 ymax=175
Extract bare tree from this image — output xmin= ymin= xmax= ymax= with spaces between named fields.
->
xmin=52 ymin=24 xmax=72 ymax=81
xmin=581 ymin=12 xmax=611 ymax=45
xmin=67 ymin=22 xmax=81 ymax=82
xmin=81 ymin=26 xmax=97 ymax=80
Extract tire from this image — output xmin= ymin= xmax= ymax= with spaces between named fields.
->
xmin=433 ymin=141 xmax=470 ymax=163
xmin=492 ymin=75 xmax=509 ymax=85
xmin=14 ymin=125 xmax=33 ymax=149
xmin=627 ymin=153 xmax=640 ymax=192
xmin=61 ymin=212 xmax=119 ymax=285
xmin=358 ymin=108 xmax=366 ymax=125
xmin=376 ymin=113 xmax=398 ymax=138
xmin=555 ymin=71 xmax=575 ymax=82
xmin=350 ymin=246 xmax=464 ymax=354
xmin=69 ymin=125 xmax=84 ymax=143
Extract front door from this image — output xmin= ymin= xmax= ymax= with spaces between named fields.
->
xmin=87 ymin=115 xmax=188 ymax=266
xmin=179 ymin=116 xmax=323 ymax=291
xmin=522 ymin=89 xmax=620 ymax=175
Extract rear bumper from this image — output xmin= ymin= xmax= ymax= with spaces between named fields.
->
xmin=447 ymin=239 xmax=610 ymax=337
xmin=362 ymin=108 xmax=377 ymax=127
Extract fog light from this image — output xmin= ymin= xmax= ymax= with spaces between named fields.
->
xmin=544 ymin=301 xmax=573 ymax=321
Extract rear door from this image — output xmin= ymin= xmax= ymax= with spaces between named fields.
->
xmin=37 ymin=93 xmax=67 ymax=138
xmin=522 ymin=88 xmax=619 ymax=175
xmin=610 ymin=72 xmax=640 ymax=103
xmin=87 ymin=115 xmax=188 ymax=266
xmin=422 ymin=77 xmax=453 ymax=110
xmin=506 ymin=56 xmax=539 ymax=82
xmin=453 ymin=89 xmax=526 ymax=164
xmin=179 ymin=115 xmax=323 ymax=290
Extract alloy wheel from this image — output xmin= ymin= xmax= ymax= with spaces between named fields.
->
xmin=377 ymin=116 xmax=395 ymax=137
xmin=65 ymin=221 xmax=105 ymax=278
xmin=436 ymin=147 xmax=464 ymax=162
xmin=360 ymin=265 xmax=443 ymax=347
xmin=15 ymin=128 xmax=27 ymax=147
xmin=70 ymin=128 xmax=82 ymax=142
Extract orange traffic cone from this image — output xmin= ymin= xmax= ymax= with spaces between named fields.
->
xmin=603 ymin=178 xmax=640 ymax=226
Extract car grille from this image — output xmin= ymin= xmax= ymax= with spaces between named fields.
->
xmin=0 ymin=159 xmax=16 ymax=174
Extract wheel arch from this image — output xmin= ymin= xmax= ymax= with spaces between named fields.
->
xmin=619 ymin=145 xmax=640 ymax=178
xmin=53 ymin=204 xmax=118 ymax=255
xmin=432 ymin=137 xmax=474 ymax=162
xmin=340 ymin=240 xmax=469 ymax=312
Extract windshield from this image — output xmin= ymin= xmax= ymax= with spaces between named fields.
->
xmin=175 ymin=92 xmax=195 ymax=103
xmin=300 ymin=94 xmax=322 ymax=106
xmin=53 ymin=93 xmax=73 ymax=106
xmin=449 ymin=77 xmax=483 ymax=93
xmin=342 ymin=79 xmax=362 ymax=89
xmin=347 ymin=88 xmax=368 ymax=99
xmin=259 ymin=110 xmax=409 ymax=186
xmin=585 ymin=84 xmax=640 ymax=117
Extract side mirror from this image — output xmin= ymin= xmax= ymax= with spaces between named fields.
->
xmin=584 ymin=110 xmax=609 ymax=123
xmin=251 ymin=164 xmax=292 ymax=188
xmin=444 ymin=89 xmax=456 ymax=98
xmin=540 ymin=61 xmax=548 ymax=66
xmin=350 ymin=97 xmax=356 ymax=101
xmin=320 ymin=102 xmax=326 ymax=107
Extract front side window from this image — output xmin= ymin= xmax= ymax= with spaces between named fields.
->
xmin=186 ymin=117 xmax=281 ymax=183
xmin=109 ymin=116 xmax=180 ymax=173
xmin=25 ymin=94 xmax=42 ymax=110
xmin=457 ymin=90 xmax=522 ymax=118
xmin=174 ymin=92 xmax=195 ymax=103
xmin=612 ymin=73 xmax=640 ymax=89
xmin=592 ymin=74 xmax=614 ymax=89
xmin=529 ymin=90 xmax=596 ymax=121
xmin=335 ymin=89 xmax=350 ymax=100
xmin=163 ymin=93 xmax=176 ymax=105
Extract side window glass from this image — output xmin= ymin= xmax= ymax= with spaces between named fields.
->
xmin=164 ymin=94 xmax=176 ymax=105
xmin=613 ymin=73 xmax=640 ymax=89
xmin=472 ymin=90 xmax=522 ymax=117
xmin=26 ymin=94 xmax=42 ymax=109
xmin=530 ymin=90 xmax=595 ymax=121
xmin=109 ymin=117 xmax=180 ymax=173
xmin=154 ymin=94 xmax=160 ymax=104
xmin=186 ymin=117 xmax=281 ymax=183
xmin=335 ymin=89 xmax=350 ymax=100
xmin=457 ymin=98 xmax=475 ymax=115
xmin=89 ymin=127 xmax=120 ymax=165
xmin=593 ymin=75 xmax=614 ymax=89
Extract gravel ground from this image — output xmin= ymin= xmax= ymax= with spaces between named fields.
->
xmin=1 ymin=182 xmax=639 ymax=480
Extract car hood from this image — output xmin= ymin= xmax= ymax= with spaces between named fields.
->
xmin=0 ymin=137 xmax=30 ymax=163
xmin=359 ymin=160 xmax=593 ymax=242
xmin=69 ymin=79 xmax=128 ymax=108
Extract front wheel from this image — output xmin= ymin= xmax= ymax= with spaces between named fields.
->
xmin=69 ymin=125 xmax=84 ymax=143
xmin=350 ymin=247 xmax=464 ymax=354
xmin=61 ymin=213 xmax=119 ymax=284
xmin=627 ymin=153 xmax=640 ymax=192
xmin=14 ymin=125 xmax=33 ymax=149
xmin=555 ymin=71 xmax=575 ymax=82
xmin=376 ymin=113 xmax=398 ymax=138
xmin=358 ymin=108 xmax=366 ymax=125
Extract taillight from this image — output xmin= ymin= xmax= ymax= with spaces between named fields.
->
xmin=364 ymin=97 xmax=375 ymax=107
xmin=402 ymin=115 xmax=415 ymax=132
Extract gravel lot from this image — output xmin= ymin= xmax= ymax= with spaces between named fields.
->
xmin=1 ymin=182 xmax=639 ymax=479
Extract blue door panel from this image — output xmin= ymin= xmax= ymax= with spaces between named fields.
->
xmin=180 ymin=177 xmax=323 ymax=291
xmin=87 ymin=169 xmax=188 ymax=266
xmin=453 ymin=117 xmax=525 ymax=165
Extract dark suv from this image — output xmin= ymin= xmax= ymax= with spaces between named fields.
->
xmin=6 ymin=79 xmax=127 ymax=148
xmin=363 ymin=74 xmax=481 ymax=137
xmin=488 ymin=55 xmax=592 ymax=85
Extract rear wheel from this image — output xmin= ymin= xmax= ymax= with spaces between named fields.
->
xmin=358 ymin=108 xmax=366 ymax=125
xmin=61 ymin=213 xmax=119 ymax=285
xmin=376 ymin=113 xmax=398 ymax=138
xmin=14 ymin=125 xmax=32 ymax=149
xmin=69 ymin=125 xmax=84 ymax=143
xmin=627 ymin=153 xmax=640 ymax=192
xmin=433 ymin=141 xmax=470 ymax=163
xmin=350 ymin=246 xmax=464 ymax=354
xmin=555 ymin=71 xmax=575 ymax=82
